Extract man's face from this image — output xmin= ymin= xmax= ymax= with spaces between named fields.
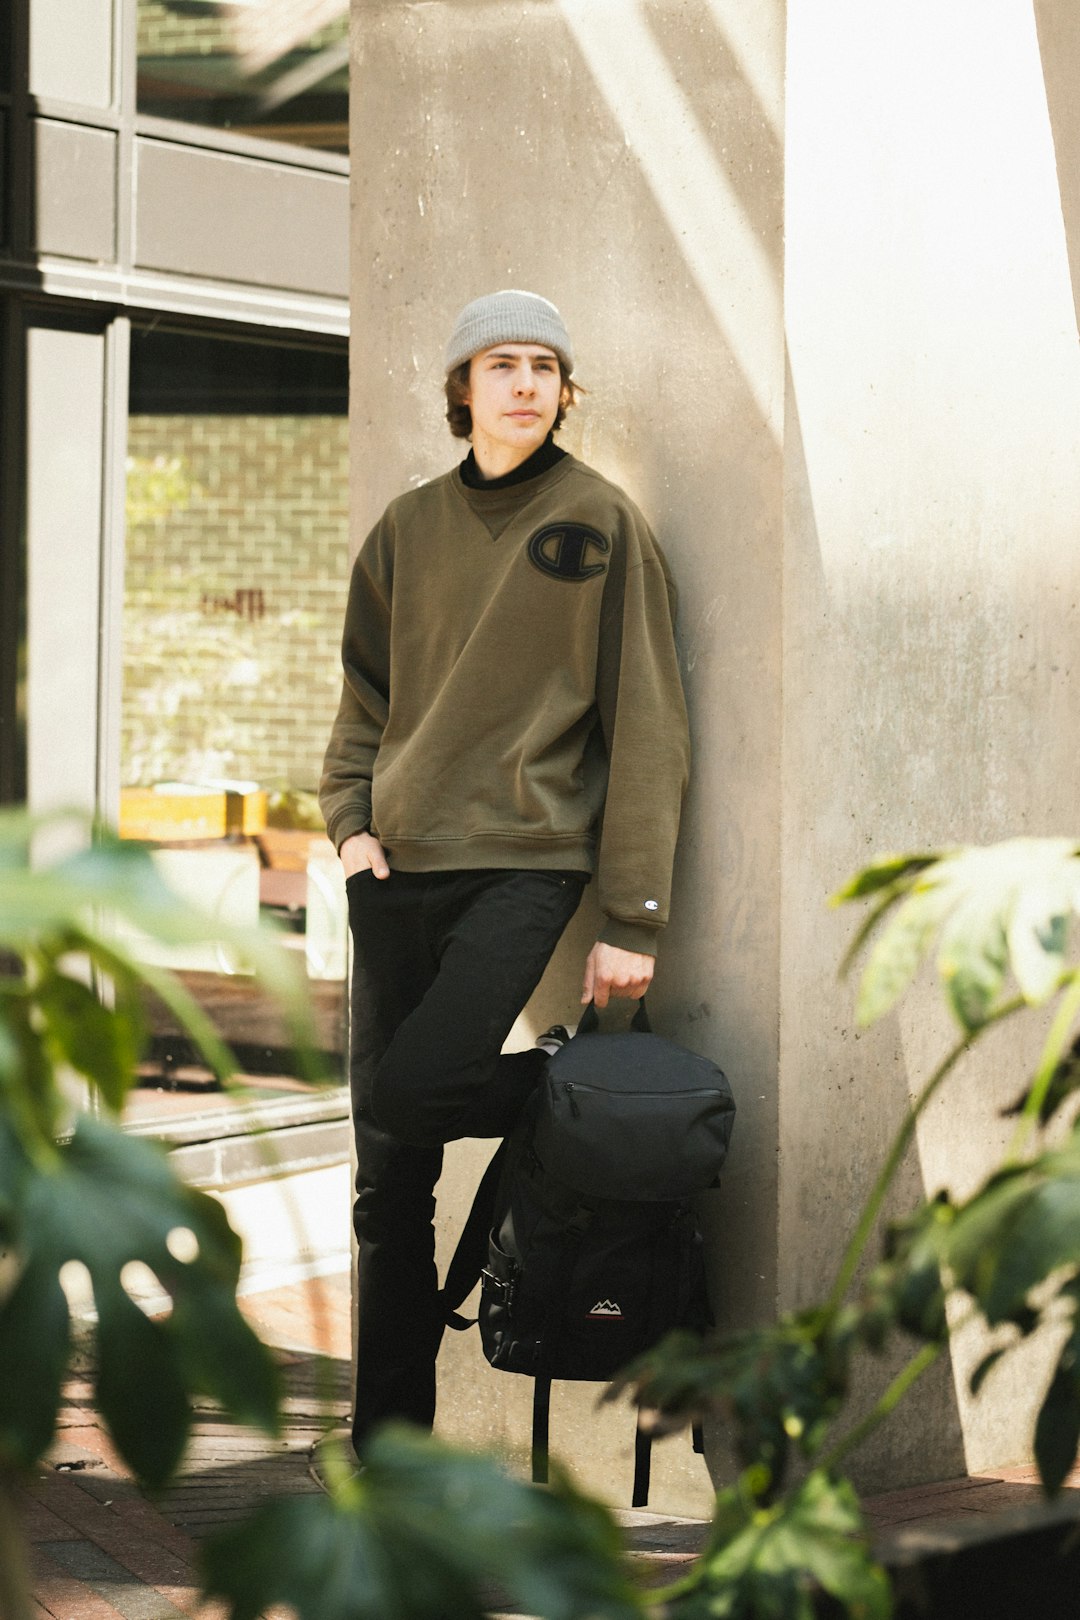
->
xmin=465 ymin=343 xmax=563 ymax=469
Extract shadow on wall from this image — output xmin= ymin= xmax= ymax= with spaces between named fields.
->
xmin=557 ymin=0 xmax=968 ymax=1492
xmin=779 ymin=362 xmax=969 ymax=1492
xmin=553 ymin=0 xmax=788 ymax=1374
xmin=1034 ymin=0 xmax=1080 ymax=339
xmin=558 ymin=0 xmax=783 ymax=439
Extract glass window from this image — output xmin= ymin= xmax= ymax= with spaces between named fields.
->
xmin=137 ymin=0 xmax=348 ymax=154
xmin=121 ymin=325 xmax=350 ymax=1131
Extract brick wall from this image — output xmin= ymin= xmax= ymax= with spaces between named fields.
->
xmin=137 ymin=1 xmax=347 ymax=65
xmin=123 ymin=415 xmax=350 ymax=798
xmin=137 ymin=1 xmax=231 ymax=59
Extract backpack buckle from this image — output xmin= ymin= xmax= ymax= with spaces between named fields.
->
xmin=481 ymin=1266 xmax=517 ymax=1315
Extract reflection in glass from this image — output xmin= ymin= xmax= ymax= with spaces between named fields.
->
xmin=137 ymin=0 xmax=348 ymax=154
xmin=121 ymin=326 xmax=350 ymax=1124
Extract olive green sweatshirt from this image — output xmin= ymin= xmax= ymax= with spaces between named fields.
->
xmin=319 ymin=453 xmax=689 ymax=954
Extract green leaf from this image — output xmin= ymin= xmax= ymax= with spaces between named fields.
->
xmin=841 ymin=838 xmax=1080 ymax=1032
xmin=969 ymin=1347 xmax=1007 ymax=1397
xmin=34 ymin=968 xmax=142 ymax=1112
xmin=605 ymin=1330 xmax=722 ymax=1434
xmin=890 ymin=1258 xmax=948 ymax=1343
xmin=516 ymin=1462 xmax=641 ymax=1620
xmin=171 ymin=1288 xmax=280 ymax=1433
xmin=363 ymin=1429 xmax=637 ymax=1620
xmin=935 ymin=1140 xmax=1080 ymax=1325
xmin=0 ymin=1258 xmax=69 ymax=1471
xmin=936 ymin=889 xmax=1009 ymax=1032
xmin=678 ymin=1471 xmax=891 ymax=1620
xmin=939 ymin=1170 xmax=1047 ymax=1313
xmin=831 ymin=854 xmax=942 ymax=905
xmin=849 ymin=1199 xmax=952 ymax=1356
xmin=1003 ymin=1037 xmax=1080 ymax=1125
xmin=856 ymin=883 xmax=952 ymax=1027
xmin=95 ymin=1282 xmax=191 ymax=1489
xmin=978 ymin=1172 xmax=1080 ymax=1323
xmin=1034 ymin=1346 xmax=1080 ymax=1495
xmin=0 ymin=812 xmax=332 ymax=1099
xmin=201 ymin=1426 xmax=642 ymax=1620
xmin=837 ymin=887 xmax=912 ymax=985
xmin=0 ymin=807 xmax=32 ymax=867
xmin=3 ymin=1114 xmax=279 ymax=1478
xmin=55 ymin=833 xmax=307 ymax=1009
xmin=0 ymin=987 xmax=63 ymax=1162
xmin=951 ymin=841 xmax=1080 ymax=1018
xmin=1007 ymin=883 xmax=1069 ymax=1004
xmin=611 ymin=1319 xmax=850 ymax=1489
xmin=203 ymin=1496 xmax=399 ymax=1620
xmin=84 ymin=933 xmax=240 ymax=1089
xmin=0 ymin=1112 xmax=30 ymax=1232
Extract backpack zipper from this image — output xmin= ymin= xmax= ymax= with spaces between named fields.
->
xmin=560 ymin=1081 xmax=728 ymax=1104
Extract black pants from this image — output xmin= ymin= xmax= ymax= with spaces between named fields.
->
xmin=346 ymin=867 xmax=584 ymax=1450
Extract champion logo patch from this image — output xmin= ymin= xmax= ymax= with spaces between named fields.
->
xmin=587 ymin=1299 xmax=624 ymax=1319
xmin=527 ymin=522 xmax=610 ymax=583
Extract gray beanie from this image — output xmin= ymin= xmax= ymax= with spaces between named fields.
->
xmin=445 ymin=289 xmax=574 ymax=375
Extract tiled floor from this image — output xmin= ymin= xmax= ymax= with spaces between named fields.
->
xmin=16 ymin=1270 xmax=1080 ymax=1617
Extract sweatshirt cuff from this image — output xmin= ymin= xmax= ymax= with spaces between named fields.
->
xmin=598 ymin=916 xmax=661 ymax=956
xmin=329 ymin=812 xmax=371 ymax=854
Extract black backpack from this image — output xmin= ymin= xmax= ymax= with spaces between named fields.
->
xmin=441 ymin=1002 xmax=736 ymax=1505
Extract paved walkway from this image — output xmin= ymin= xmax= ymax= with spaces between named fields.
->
xmin=20 ymin=1274 xmax=348 ymax=1620
xmin=17 ymin=1270 xmax=1080 ymax=1618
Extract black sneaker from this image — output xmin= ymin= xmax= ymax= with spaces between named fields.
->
xmin=308 ymin=1434 xmax=364 ymax=1494
xmin=535 ymin=1024 xmax=572 ymax=1056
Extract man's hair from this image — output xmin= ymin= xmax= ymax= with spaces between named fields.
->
xmin=444 ymin=359 xmax=581 ymax=440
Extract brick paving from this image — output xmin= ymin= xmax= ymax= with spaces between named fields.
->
xmin=17 ymin=1269 xmax=1080 ymax=1616
xmin=21 ymin=1272 xmax=350 ymax=1619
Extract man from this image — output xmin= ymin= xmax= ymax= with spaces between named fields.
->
xmin=319 ymin=289 xmax=690 ymax=1452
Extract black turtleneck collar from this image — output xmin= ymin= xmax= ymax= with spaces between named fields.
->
xmin=458 ymin=435 xmax=567 ymax=491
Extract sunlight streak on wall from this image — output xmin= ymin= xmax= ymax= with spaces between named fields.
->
xmin=559 ymin=0 xmax=783 ymax=439
xmin=700 ymin=0 xmax=784 ymax=140
xmin=785 ymin=0 xmax=1080 ymax=587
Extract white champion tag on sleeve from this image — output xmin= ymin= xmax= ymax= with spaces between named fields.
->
xmin=644 ymin=899 xmax=659 ymax=911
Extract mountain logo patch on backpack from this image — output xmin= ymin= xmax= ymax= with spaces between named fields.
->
xmin=587 ymin=1299 xmax=624 ymax=1319
xmin=527 ymin=523 xmax=610 ymax=583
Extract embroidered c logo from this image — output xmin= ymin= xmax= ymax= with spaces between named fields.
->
xmin=527 ymin=523 xmax=610 ymax=583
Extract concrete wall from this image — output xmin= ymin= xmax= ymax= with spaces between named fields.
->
xmin=349 ymin=0 xmax=1080 ymax=1512
xmin=782 ymin=0 xmax=1080 ymax=1489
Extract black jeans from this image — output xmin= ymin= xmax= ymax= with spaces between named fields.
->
xmin=346 ymin=867 xmax=584 ymax=1450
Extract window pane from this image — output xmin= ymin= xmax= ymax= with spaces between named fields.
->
xmin=122 ymin=326 xmax=350 ymax=1127
xmin=137 ymin=0 xmax=348 ymax=155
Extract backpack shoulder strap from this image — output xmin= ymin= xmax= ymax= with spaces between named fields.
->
xmin=440 ymin=1139 xmax=507 ymax=1330
xmin=632 ymin=1411 xmax=653 ymax=1508
xmin=531 ymin=1375 xmax=552 ymax=1485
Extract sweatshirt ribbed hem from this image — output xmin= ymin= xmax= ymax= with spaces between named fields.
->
xmin=381 ymin=830 xmax=597 ymax=874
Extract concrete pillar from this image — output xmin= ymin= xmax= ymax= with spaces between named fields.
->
xmin=349 ymin=0 xmax=1080 ymax=1513
xmin=782 ymin=0 xmax=1080 ymax=1489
